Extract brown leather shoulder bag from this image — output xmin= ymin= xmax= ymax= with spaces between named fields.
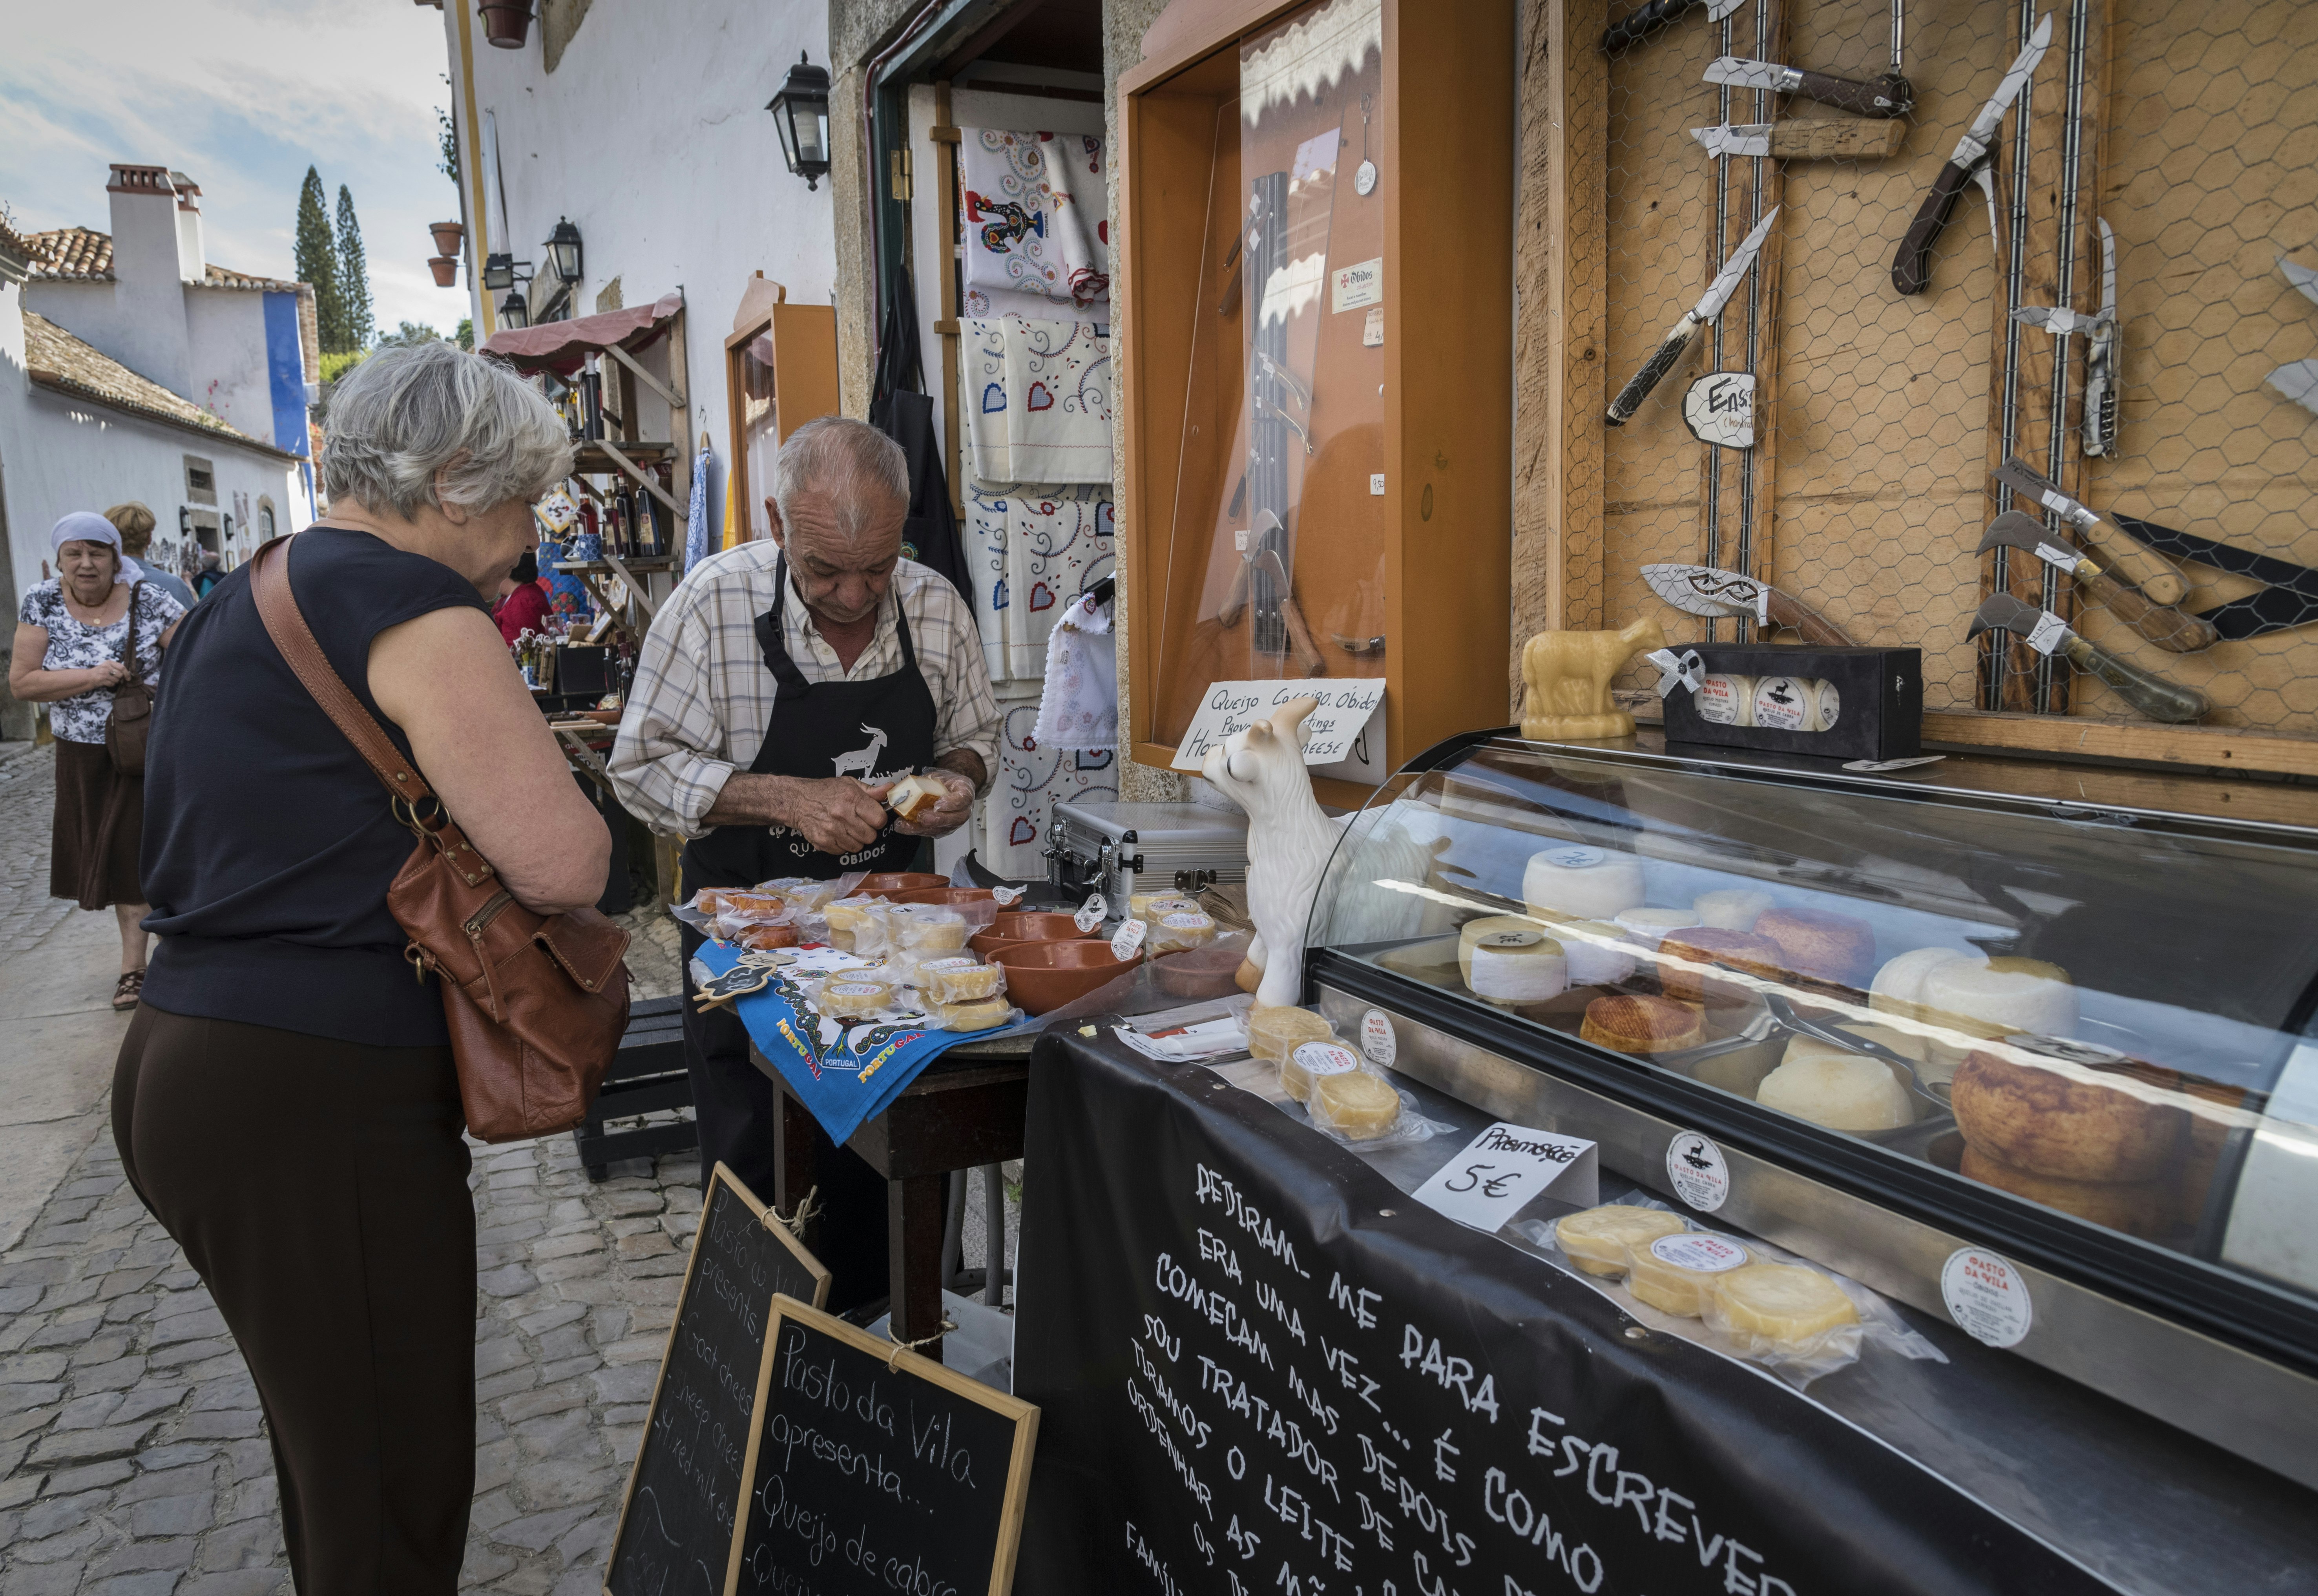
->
xmin=250 ymin=539 xmax=630 ymax=1141
xmin=106 ymin=582 xmax=153 ymax=776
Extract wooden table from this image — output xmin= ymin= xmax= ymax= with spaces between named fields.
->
xmin=755 ymin=1037 xmax=1035 ymax=1364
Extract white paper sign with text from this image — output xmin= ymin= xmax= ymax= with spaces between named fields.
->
xmin=1412 ymin=1123 xmax=1600 ymax=1232
xmin=1170 ymin=680 xmax=1386 ymax=772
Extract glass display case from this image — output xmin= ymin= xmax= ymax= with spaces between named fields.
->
xmin=1307 ymin=731 xmax=2318 ymax=1489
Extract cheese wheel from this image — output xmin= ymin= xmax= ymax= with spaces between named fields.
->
xmin=929 ymin=996 xmax=1013 ymax=1032
xmin=1248 ymin=1006 xmax=1335 ymax=1061
xmin=1922 ymin=955 xmax=2077 ymax=1041
xmin=1149 ymin=911 xmax=1219 ymax=954
xmin=818 ymin=980 xmax=893 ymax=1018
xmin=1696 ymin=673 xmax=1757 ymax=726
xmin=736 ymin=922 xmax=800 ymax=952
xmin=1707 ymin=1264 xmax=1859 ymax=1347
xmin=1626 ymin=1232 xmax=1752 ymax=1317
xmin=1309 ymin=1069 xmax=1403 ymax=1141
xmin=1951 ymin=1048 xmax=2187 ymax=1183
xmin=1751 ymin=677 xmax=1813 ymax=732
xmin=1521 ymin=845 xmax=1645 ymax=923
xmin=1869 ymin=946 xmax=1977 ymax=1026
xmin=1579 ymin=994 xmax=1705 ymax=1054
xmin=1134 ymin=894 xmax=1203 ymax=924
xmin=1754 ymin=906 xmax=1876 ymax=989
xmin=1692 ymin=889 xmax=1772 ymax=933
xmin=768 ymin=878 xmax=848 ymax=913
xmin=1808 ymin=679 xmax=1842 ymax=732
xmin=1467 ymin=931 xmax=1568 ymax=1005
xmin=1457 ymin=915 xmax=1543 ymax=984
xmin=919 ymin=957 xmax=1004 ymax=1003
xmin=1755 ymin=1037 xmax=1915 ymax=1131
xmin=1281 ymin=1041 xmax=1363 ymax=1104
xmin=1553 ymin=1205 xmax=1685 ymax=1277
xmin=1958 ymin=1144 xmax=2169 ymax=1237
xmin=1613 ymin=907 xmax=1703 ymax=951
xmin=1560 ymin=921 xmax=1638 ymax=986
xmin=893 ymin=906 xmax=971 ymax=952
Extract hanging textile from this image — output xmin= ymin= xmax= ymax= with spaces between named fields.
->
xmin=1033 ymin=592 xmax=1118 ymax=752
xmin=964 ymin=477 xmax=1013 ymax=686
xmin=985 ymin=685 xmax=1118 ymax=880
xmin=959 ymin=131 xmax=1110 ymax=314
xmin=684 ymin=438 xmax=712 ymax=572
xmin=1001 ymin=317 xmax=1113 ymax=486
xmin=1005 ymin=484 xmax=1115 ymax=679
xmin=962 ymin=316 xmax=1012 ymax=484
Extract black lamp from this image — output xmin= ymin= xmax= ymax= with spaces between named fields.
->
xmin=482 ymin=252 xmax=516 ymax=290
xmin=767 ymin=52 xmax=832 ymax=190
xmin=545 ymin=217 xmax=583 ymax=285
xmin=499 ymin=288 xmax=530 ymax=330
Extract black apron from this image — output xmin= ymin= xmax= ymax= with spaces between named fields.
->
xmin=680 ymin=554 xmax=939 ymax=890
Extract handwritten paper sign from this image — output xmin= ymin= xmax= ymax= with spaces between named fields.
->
xmin=1412 ymin=1121 xmax=1600 ymax=1232
xmin=1169 ymin=679 xmax=1386 ymax=772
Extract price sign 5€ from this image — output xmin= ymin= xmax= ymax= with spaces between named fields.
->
xmin=1412 ymin=1123 xmax=1600 ymax=1233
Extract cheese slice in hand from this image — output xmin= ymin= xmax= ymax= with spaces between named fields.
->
xmin=887 ymin=772 xmax=949 ymax=822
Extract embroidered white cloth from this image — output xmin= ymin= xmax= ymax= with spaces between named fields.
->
xmin=960 ymin=130 xmax=1110 ymax=313
xmin=1033 ymin=593 xmax=1118 ymax=751
xmin=1002 ymin=317 xmax=1113 ymax=486
xmin=962 ymin=317 xmax=1012 ymax=484
xmin=962 ymin=476 xmax=1013 ymax=686
xmin=1005 ymin=484 xmax=1115 ymax=679
xmin=984 ymin=684 xmax=1119 ymax=878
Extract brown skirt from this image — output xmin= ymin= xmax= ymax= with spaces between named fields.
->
xmin=51 ymin=735 xmax=144 ymax=910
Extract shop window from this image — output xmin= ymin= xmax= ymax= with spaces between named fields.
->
xmin=258 ymin=499 xmax=277 ymax=539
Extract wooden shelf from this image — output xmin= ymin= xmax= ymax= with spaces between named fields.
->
xmin=570 ymin=438 xmax=676 ymax=473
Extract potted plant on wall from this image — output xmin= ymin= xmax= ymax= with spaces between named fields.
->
xmin=477 ymin=0 xmax=533 ymax=49
xmin=428 ymin=256 xmax=459 ymax=287
xmin=429 ymin=221 xmax=464 ymax=256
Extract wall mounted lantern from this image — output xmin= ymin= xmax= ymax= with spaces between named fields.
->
xmin=499 ymin=289 xmax=531 ymax=330
xmin=483 ymin=252 xmax=532 ymax=292
xmin=545 ymin=218 xmax=583 ymax=285
xmin=767 ymin=53 xmax=832 ymax=190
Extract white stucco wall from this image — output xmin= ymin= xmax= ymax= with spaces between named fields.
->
xmin=447 ymin=0 xmax=839 ymax=535
xmin=183 ymin=289 xmax=276 ymax=445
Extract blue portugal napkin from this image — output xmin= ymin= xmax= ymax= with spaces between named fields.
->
xmin=693 ymin=941 xmax=1032 ymax=1146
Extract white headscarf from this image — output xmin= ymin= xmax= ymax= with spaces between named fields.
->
xmin=49 ymin=512 xmax=146 ymax=586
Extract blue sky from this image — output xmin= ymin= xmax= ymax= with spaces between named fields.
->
xmin=0 ymin=0 xmax=471 ymax=338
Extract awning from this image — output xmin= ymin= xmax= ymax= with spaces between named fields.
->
xmin=479 ymin=291 xmax=684 ymax=376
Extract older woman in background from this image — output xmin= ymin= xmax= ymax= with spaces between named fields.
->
xmin=117 ymin=341 xmax=610 ymax=1591
xmin=8 ymin=512 xmax=185 ymax=1009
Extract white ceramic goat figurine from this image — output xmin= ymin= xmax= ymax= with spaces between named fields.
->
xmin=1201 ymin=696 xmax=1339 ymax=1011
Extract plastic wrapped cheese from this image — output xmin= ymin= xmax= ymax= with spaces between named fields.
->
xmin=1133 ymin=894 xmax=1203 ymax=925
xmin=1308 ymin=1068 xmax=1403 ymax=1141
xmin=766 ymin=878 xmax=849 ymax=913
xmin=1626 ymin=1231 xmax=1753 ymax=1317
xmin=1148 ymin=911 xmax=1219 ymax=954
xmin=1281 ymin=1041 xmax=1364 ymax=1104
xmin=1466 ymin=930 xmax=1568 ymax=1004
xmin=823 ymin=896 xmax=882 ymax=953
xmin=1703 ymin=1263 xmax=1860 ymax=1349
xmin=817 ymin=979 xmax=893 ymax=1018
xmin=1248 ymin=1006 xmax=1335 ymax=1061
xmin=918 ymin=957 xmax=1006 ymax=1004
xmin=735 ymin=922 xmax=799 ymax=952
xmin=929 ymin=996 xmax=1012 ymax=1032
xmin=892 ymin=906 xmax=971 ymax=952
xmin=1553 ymin=1205 xmax=1686 ymax=1277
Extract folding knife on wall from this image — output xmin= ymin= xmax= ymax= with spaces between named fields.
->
xmin=1641 ymin=562 xmax=1856 ymax=644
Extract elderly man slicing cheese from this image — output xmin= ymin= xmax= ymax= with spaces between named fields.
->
xmin=610 ymin=416 xmax=997 ymax=1294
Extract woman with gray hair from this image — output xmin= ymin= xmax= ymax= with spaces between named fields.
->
xmin=115 ymin=340 xmax=611 ymax=1591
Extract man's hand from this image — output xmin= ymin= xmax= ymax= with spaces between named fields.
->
xmin=893 ymin=767 xmax=976 ymax=838
xmin=783 ymin=777 xmax=896 ymax=856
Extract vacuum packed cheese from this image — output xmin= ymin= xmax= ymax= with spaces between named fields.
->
xmin=1133 ymin=894 xmax=1203 ymax=924
xmin=929 ymin=996 xmax=1012 ymax=1032
xmin=1281 ymin=1040 xmax=1364 ymax=1103
xmin=1148 ymin=911 xmax=1219 ymax=954
xmin=823 ymin=896 xmax=881 ymax=952
xmin=817 ymin=980 xmax=893 ymax=1018
xmin=1308 ymin=1069 xmax=1403 ymax=1141
xmin=1626 ymin=1231 xmax=1752 ymax=1317
xmin=1705 ymin=1262 xmax=1860 ymax=1348
xmin=893 ymin=906 xmax=971 ymax=952
xmin=918 ymin=957 xmax=1005 ymax=1004
xmin=1553 ymin=1205 xmax=1686 ymax=1276
xmin=1248 ymin=1006 xmax=1335 ymax=1061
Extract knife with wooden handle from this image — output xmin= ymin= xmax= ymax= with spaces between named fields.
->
xmin=1991 ymin=457 xmax=2190 ymax=607
xmin=1703 ymin=56 xmax=1913 ymax=117
xmin=1608 ymin=209 xmax=1780 ymax=425
xmin=1977 ymin=513 xmax=2218 ymax=653
xmin=1603 ymin=0 xmax=1749 ymax=55
xmin=1969 ymin=594 xmax=2208 ymax=723
xmin=1893 ymin=16 xmax=2050 ymax=295
xmin=1639 ymin=562 xmax=1857 ymax=643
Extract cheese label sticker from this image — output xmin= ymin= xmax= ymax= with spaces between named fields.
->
xmin=1541 ymin=846 xmax=1605 ymax=871
xmin=991 ymin=885 xmax=1026 ymax=906
xmin=1815 ymin=681 xmax=1840 ymax=730
xmin=1696 ymin=674 xmax=1747 ymax=725
xmin=1941 ymin=1247 xmax=2033 ymax=1348
xmin=1159 ymin=912 xmax=1209 ymax=931
xmin=1290 ymin=1042 xmax=1362 ymax=1081
xmin=2024 ymin=610 xmax=2070 ymax=656
xmin=1360 ymin=1008 xmax=1397 ymax=1066
xmin=1074 ymin=893 xmax=1109 ymax=933
xmin=1647 ymin=1232 xmax=1750 ymax=1273
xmin=1110 ymin=917 xmax=1147 ymax=960
xmin=1752 ymin=676 xmax=1811 ymax=731
xmin=823 ymin=982 xmax=883 ymax=999
xmin=1666 ymin=1130 xmax=1731 ymax=1212
xmin=1331 ymin=256 xmax=1384 ymax=312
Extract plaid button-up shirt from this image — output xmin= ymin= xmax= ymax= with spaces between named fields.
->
xmin=607 ymin=542 xmax=1000 ymax=838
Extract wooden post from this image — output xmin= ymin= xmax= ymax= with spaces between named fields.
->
xmin=934 ymin=86 xmax=964 ymax=520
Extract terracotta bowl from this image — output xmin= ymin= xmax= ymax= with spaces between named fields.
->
xmin=1151 ymin=941 xmax=1249 ymax=1001
xmin=890 ymin=887 xmax=998 ymax=909
xmin=854 ymin=871 xmax=949 ymax=899
xmin=969 ymin=912 xmax=1097 ymax=961
xmin=992 ymin=939 xmax=1144 ymax=1015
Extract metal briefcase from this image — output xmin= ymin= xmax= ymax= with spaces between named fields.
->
xmin=1047 ymin=800 xmax=1251 ymax=918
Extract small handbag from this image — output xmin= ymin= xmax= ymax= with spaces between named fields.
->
xmin=250 ymin=541 xmax=632 ymax=1141
xmin=106 ymin=582 xmax=153 ymax=776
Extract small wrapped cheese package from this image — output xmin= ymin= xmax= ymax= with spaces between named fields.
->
xmin=823 ymin=896 xmax=882 ymax=953
xmin=1248 ymin=1006 xmax=1335 ymax=1062
xmin=764 ymin=877 xmax=849 ymax=913
xmin=816 ymin=979 xmax=893 ymax=1019
xmin=1307 ymin=1069 xmax=1404 ymax=1142
xmin=929 ymin=996 xmax=1012 ymax=1032
xmin=892 ymin=905 xmax=971 ymax=953
xmin=1147 ymin=911 xmax=1219 ymax=955
xmin=1552 ymin=1205 xmax=1686 ymax=1277
xmin=1702 ymin=1262 xmax=1860 ymax=1352
xmin=1626 ymin=1231 xmax=1753 ymax=1317
xmin=1133 ymin=894 xmax=1203 ymax=924
xmin=919 ymin=957 xmax=1006 ymax=1004
xmin=1280 ymin=1040 xmax=1364 ymax=1104
xmin=734 ymin=922 xmax=799 ymax=952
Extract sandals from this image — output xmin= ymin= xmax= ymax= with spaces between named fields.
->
xmin=112 ymin=969 xmax=145 ymax=1012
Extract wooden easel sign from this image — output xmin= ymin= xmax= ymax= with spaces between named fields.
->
xmin=723 ymin=1296 xmax=1040 ymax=1596
xmin=604 ymin=1164 xmax=832 ymax=1596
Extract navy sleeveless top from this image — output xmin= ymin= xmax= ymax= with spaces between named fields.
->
xmin=140 ymin=527 xmax=491 ymax=1046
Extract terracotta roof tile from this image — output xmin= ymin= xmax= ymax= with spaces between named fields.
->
xmin=21 ymin=309 xmax=299 ymax=460
xmin=20 ymin=225 xmax=302 ymax=292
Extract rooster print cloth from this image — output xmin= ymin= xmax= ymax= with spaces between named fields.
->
xmin=960 ymin=129 xmax=1109 ymax=313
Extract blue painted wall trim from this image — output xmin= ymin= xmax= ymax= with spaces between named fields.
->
xmin=263 ymin=292 xmax=308 ymax=457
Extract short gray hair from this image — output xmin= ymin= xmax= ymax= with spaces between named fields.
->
xmin=771 ymin=415 xmax=909 ymax=543
xmin=322 ymin=341 xmax=573 ymax=517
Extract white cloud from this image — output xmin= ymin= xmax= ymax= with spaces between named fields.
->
xmin=0 ymin=0 xmax=472 ymax=334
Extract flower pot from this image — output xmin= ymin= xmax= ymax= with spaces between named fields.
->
xmin=427 ymin=255 xmax=459 ymax=288
xmin=478 ymin=0 xmax=533 ymax=49
xmin=428 ymin=221 xmax=464 ymax=256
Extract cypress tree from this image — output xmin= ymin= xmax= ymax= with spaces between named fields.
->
xmin=335 ymin=185 xmax=373 ymax=350
xmin=294 ymin=168 xmax=347 ymax=353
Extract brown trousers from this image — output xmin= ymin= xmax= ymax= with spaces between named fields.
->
xmin=113 ymin=1004 xmax=476 ymax=1592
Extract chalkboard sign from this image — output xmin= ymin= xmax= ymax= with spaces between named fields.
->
xmin=606 ymin=1163 xmax=832 ymax=1596
xmin=724 ymin=1296 xmax=1039 ymax=1596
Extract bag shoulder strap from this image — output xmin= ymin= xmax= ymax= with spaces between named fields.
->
xmin=250 ymin=539 xmax=438 ymax=807
xmin=115 ymin=582 xmax=144 ymax=670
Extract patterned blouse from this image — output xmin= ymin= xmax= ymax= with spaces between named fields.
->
xmin=18 ymin=579 xmax=186 ymax=745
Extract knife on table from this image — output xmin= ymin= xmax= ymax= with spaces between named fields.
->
xmin=1601 ymin=0 xmax=1748 ymax=55
xmin=1969 ymin=593 xmax=2207 ymax=723
xmin=2010 ymin=219 xmax=2121 ymax=456
xmin=1703 ymin=56 xmax=1912 ymax=119
xmin=1641 ymin=562 xmax=1856 ymax=644
xmin=1892 ymin=15 xmax=2052 ymax=295
xmin=1990 ymin=457 xmax=2188 ymax=608
xmin=1690 ymin=121 xmax=1907 ymax=161
xmin=1977 ymin=513 xmax=2217 ymax=653
xmin=1607 ymin=208 xmax=1780 ymax=426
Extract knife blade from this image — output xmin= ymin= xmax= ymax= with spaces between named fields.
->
xmin=1607 ymin=208 xmax=1781 ymax=426
xmin=2281 ymin=255 xmax=2318 ymax=310
xmin=1989 ymin=456 xmax=2188 ymax=606
xmin=2085 ymin=219 xmax=2120 ymax=455
xmin=1702 ymin=57 xmax=1913 ymax=117
xmin=2268 ymin=359 xmax=2318 ymax=420
xmin=1892 ymin=14 xmax=2052 ymax=295
xmin=2106 ymin=511 xmax=2318 ymax=640
xmin=1968 ymin=593 xmax=2207 ymax=723
xmin=1689 ymin=121 xmax=1907 ymax=161
xmin=1640 ymin=562 xmax=1855 ymax=644
xmin=1601 ymin=0 xmax=1747 ymax=55
xmin=1976 ymin=512 xmax=2216 ymax=652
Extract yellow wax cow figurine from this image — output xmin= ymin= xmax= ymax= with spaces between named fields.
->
xmin=1519 ymin=618 xmax=1666 ymax=741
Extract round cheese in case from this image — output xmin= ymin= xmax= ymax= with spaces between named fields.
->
xmin=1133 ymin=894 xmax=1203 ymax=925
xmin=1148 ymin=911 xmax=1219 ymax=954
xmin=817 ymin=980 xmax=893 ymax=1018
xmin=1627 ymin=1231 xmax=1754 ymax=1317
xmin=1248 ymin=1006 xmax=1335 ymax=1062
xmin=918 ymin=957 xmax=1006 ymax=1004
xmin=1695 ymin=673 xmax=1757 ymax=726
xmin=893 ymin=906 xmax=971 ymax=952
xmin=1553 ymin=1205 xmax=1686 ymax=1277
xmin=1467 ymin=930 xmax=1567 ymax=1005
xmin=929 ymin=997 xmax=1013 ymax=1032
xmin=1521 ymin=845 xmax=1645 ymax=922
xmin=1559 ymin=920 xmax=1638 ymax=986
xmin=1704 ymin=1263 xmax=1860 ymax=1349
xmin=1308 ymin=1068 xmax=1403 ymax=1141
xmin=1281 ymin=1041 xmax=1364 ymax=1103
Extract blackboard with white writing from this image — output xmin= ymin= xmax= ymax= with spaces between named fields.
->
xmin=607 ymin=1164 xmax=831 ymax=1596
xmin=726 ymin=1296 xmax=1039 ymax=1596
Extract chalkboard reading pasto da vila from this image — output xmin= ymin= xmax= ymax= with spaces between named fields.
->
xmin=606 ymin=1165 xmax=831 ymax=1596
xmin=726 ymin=1297 xmax=1039 ymax=1596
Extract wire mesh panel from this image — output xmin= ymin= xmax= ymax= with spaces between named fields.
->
xmin=1595 ymin=0 xmax=2318 ymax=734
